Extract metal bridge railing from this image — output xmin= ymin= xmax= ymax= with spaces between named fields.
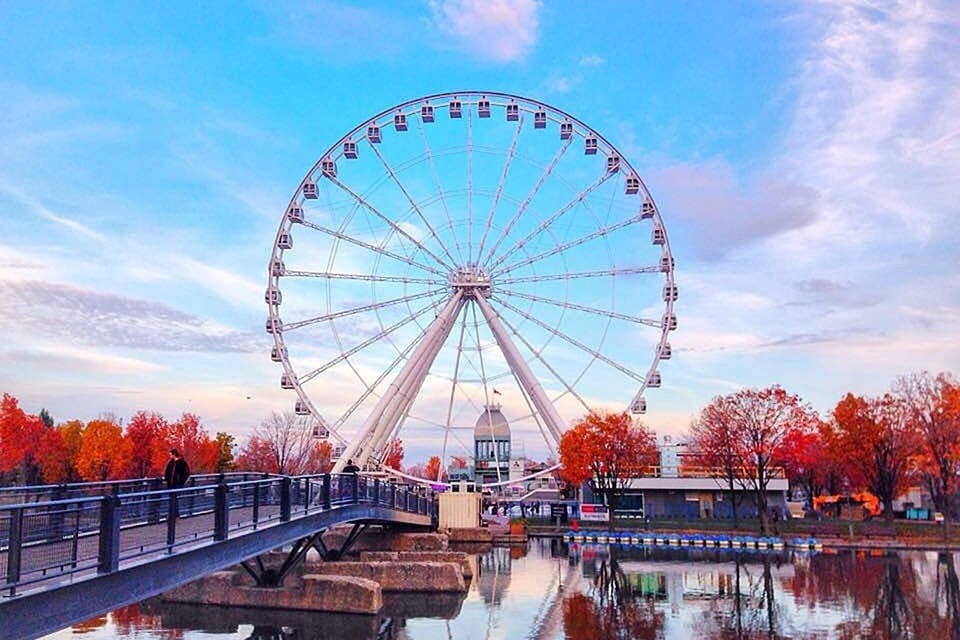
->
xmin=0 ymin=473 xmax=436 ymax=597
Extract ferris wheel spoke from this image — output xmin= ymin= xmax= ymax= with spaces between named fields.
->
xmin=470 ymin=302 xmax=503 ymax=482
xmin=493 ymin=212 xmax=645 ymax=278
xmin=476 ymin=115 xmax=524 ymax=261
xmin=299 ymin=297 xmax=445 ymax=384
xmin=492 ymin=305 xmax=593 ymax=416
xmin=492 ymin=296 xmax=647 ymax=384
xmin=282 ymin=269 xmax=444 ymax=285
xmin=299 ymin=219 xmax=446 ymax=277
xmin=367 ymin=141 xmax=461 ymax=268
xmin=326 ymin=174 xmax=455 ymax=272
xmin=489 ymin=171 xmax=617 ymax=271
xmin=481 ymin=138 xmax=573 ymax=267
xmin=416 ymin=118 xmax=465 ymax=264
xmin=466 ymin=105 xmax=474 ymax=263
xmin=281 ymin=289 xmax=445 ymax=332
xmin=440 ymin=309 xmax=469 ymax=481
xmin=497 ymin=265 xmax=660 ymax=285
xmin=497 ymin=288 xmax=662 ymax=328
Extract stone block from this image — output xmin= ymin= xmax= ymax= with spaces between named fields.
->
xmin=307 ymin=560 xmax=466 ymax=592
xmin=359 ymin=551 xmax=472 ymax=578
xmin=447 ymin=527 xmax=493 ymax=543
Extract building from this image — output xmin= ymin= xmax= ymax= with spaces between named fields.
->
xmin=583 ymin=435 xmax=789 ymax=519
xmin=473 ymin=404 xmax=511 ymax=484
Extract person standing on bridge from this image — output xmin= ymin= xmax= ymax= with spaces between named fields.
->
xmin=343 ymin=459 xmax=360 ymax=474
xmin=164 ymin=448 xmax=191 ymax=489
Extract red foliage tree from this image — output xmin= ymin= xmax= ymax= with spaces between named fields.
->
xmin=832 ymin=392 xmax=920 ymax=520
xmin=156 ymin=413 xmax=218 ymax=474
xmin=382 ymin=439 xmax=404 ymax=470
xmin=76 ymin=419 xmax=132 ymax=481
xmin=124 ymin=411 xmax=167 ymax=478
xmin=0 ymin=393 xmax=46 ymax=484
xmin=423 ymin=455 xmax=444 ymax=482
xmin=235 ymin=436 xmax=275 ymax=473
xmin=558 ymin=411 xmax=658 ymax=519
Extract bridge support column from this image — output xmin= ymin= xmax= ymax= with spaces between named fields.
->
xmin=239 ymin=531 xmax=323 ymax=588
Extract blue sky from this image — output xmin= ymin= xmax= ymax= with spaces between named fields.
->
xmin=1 ymin=1 xmax=958 ymax=463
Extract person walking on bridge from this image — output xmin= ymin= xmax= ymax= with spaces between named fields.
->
xmin=164 ymin=448 xmax=191 ymax=489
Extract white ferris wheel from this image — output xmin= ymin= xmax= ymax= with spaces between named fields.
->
xmin=266 ymin=91 xmax=676 ymax=485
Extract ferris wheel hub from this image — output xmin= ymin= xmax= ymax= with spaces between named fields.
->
xmin=448 ymin=264 xmax=492 ymax=298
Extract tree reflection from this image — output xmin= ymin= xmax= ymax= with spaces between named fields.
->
xmin=562 ymin=549 xmax=664 ymax=640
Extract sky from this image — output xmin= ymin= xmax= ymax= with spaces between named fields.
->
xmin=1 ymin=0 xmax=958 ymax=463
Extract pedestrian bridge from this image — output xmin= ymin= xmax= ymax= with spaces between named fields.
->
xmin=0 ymin=472 xmax=436 ymax=640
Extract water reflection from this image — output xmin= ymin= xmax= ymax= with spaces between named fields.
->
xmin=46 ymin=542 xmax=960 ymax=640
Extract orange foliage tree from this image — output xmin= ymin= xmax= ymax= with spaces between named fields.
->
xmin=76 ymin=419 xmax=132 ymax=481
xmin=895 ymin=371 xmax=960 ymax=532
xmin=832 ymin=392 xmax=920 ymax=520
xmin=688 ymin=401 xmax=747 ymax=526
xmin=123 ymin=411 xmax=167 ymax=478
xmin=382 ymin=438 xmax=404 ymax=470
xmin=423 ymin=455 xmax=444 ymax=482
xmin=155 ymin=413 xmax=219 ymax=474
xmin=558 ymin=411 xmax=658 ymax=519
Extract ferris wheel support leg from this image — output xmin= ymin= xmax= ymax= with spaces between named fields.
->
xmin=473 ymin=295 xmax=567 ymax=445
xmin=334 ymin=292 xmax=464 ymax=472
xmin=365 ymin=304 xmax=459 ymax=460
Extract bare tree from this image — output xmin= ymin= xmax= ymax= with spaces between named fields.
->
xmin=239 ymin=412 xmax=317 ymax=475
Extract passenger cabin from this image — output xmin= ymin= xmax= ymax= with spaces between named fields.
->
xmin=265 ymin=287 xmax=281 ymax=306
xmin=449 ymin=99 xmax=462 ymax=118
xmin=606 ymin=155 xmax=621 ymax=173
xmin=478 ymin=97 xmax=491 ymax=118
xmin=266 ymin=317 xmax=282 ymax=334
xmin=652 ymin=227 xmax=665 ymax=245
xmin=270 ymin=345 xmax=287 ymax=362
xmin=343 ymin=140 xmax=358 ymax=159
xmin=394 ymin=112 xmax=408 ymax=131
xmin=277 ymin=232 xmax=292 ymax=250
xmin=367 ymin=125 xmax=381 ymax=143
xmin=663 ymin=284 xmax=678 ymax=301
xmin=312 ymin=424 xmax=329 ymax=439
xmin=560 ymin=121 xmax=573 ymax=140
xmin=506 ymin=102 xmax=519 ymax=121
xmin=271 ymin=258 xmax=285 ymax=277
xmin=321 ymin=158 xmax=337 ymax=178
xmin=421 ymin=103 xmax=435 ymax=123
xmin=663 ymin=313 xmax=677 ymax=331
xmin=660 ymin=254 xmax=675 ymax=272
xmin=631 ymin=398 xmax=647 ymax=415
xmin=280 ymin=373 xmax=295 ymax=390
xmin=660 ymin=343 xmax=672 ymax=360
xmin=647 ymin=371 xmax=662 ymax=388
xmin=534 ymin=109 xmax=547 ymax=128
xmin=626 ymin=175 xmax=641 ymax=194
xmin=294 ymin=399 xmax=310 ymax=415
xmin=584 ymin=135 xmax=598 ymax=155
xmin=303 ymin=180 xmax=318 ymax=199
xmin=641 ymin=200 xmax=656 ymax=218
xmin=287 ymin=203 xmax=304 ymax=223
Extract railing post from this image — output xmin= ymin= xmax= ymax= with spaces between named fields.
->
xmin=373 ymin=478 xmax=380 ymax=506
xmin=280 ymin=477 xmax=292 ymax=521
xmin=351 ymin=474 xmax=359 ymax=504
xmin=7 ymin=507 xmax=23 ymax=593
xmin=322 ymin=474 xmax=331 ymax=510
xmin=166 ymin=493 xmax=178 ymax=551
xmin=98 ymin=496 xmax=120 ymax=574
xmin=252 ymin=483 xmax=260 ymax=527
xmin=214 ymin=483 xmax=229 ymax=541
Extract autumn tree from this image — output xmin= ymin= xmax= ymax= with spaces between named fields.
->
xmin=423 ymin=455 xmax=444 ymax=482
xmin=691 ymin=386 xmax=819 ymax=534
xmin=381 ymin=438 xmax=404 ymax=470
xmin=688 ymin=404 xmax=746 ymax=527
xmin=123 ymin=411 xmax=167 ymax=478
xmin=0 ymin=393 xmax=46 ymax=484
xmin=780 ymin=426 xmax=825 ymax=503
xmin=894 ymin=371 xmax=960 ymax=533
xmin=213 ymin=432 xmax=236 ymax=472
xmin=156 ymin=413 xmax=219 ymax=474
xmin=832 ymin=392 xmax=920 ymax=520
xmin=559 ymin=411 xmax=658 ymax=520
xmin=76 ymin=419 xmax=132 ymax=481
xmin=235 ymin=412 xmax=318 ymax=475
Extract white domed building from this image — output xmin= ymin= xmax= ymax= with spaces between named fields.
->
xmin=474 ymin=404 xmax=511 ymax=484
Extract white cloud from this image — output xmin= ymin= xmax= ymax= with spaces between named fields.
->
xmin=578 ymin=54 xmax=605 ymax=66
xmin=429 ymin=0 xmax=541 ymax=63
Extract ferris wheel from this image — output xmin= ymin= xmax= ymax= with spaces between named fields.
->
xmin=265 ymin=91 xmax=676 ymax=483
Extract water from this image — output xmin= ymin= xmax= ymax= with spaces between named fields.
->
xmin=40 ymin=540 xmax=960 ymax=639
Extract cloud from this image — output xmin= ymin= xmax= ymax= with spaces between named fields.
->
xmin=578 ymin=54 xmax=605 ymax=66
xmin=0 ymin=182 xmax=106 ymax=242
xmin=0 ymin=280 xmax=261 ymax=352
xmin=651 ymin=160 xmax=820 ymax=260
xmin=429 ymin=0 xmax=541 ymax=63
xmin=2 ymin=345 xmax=163 ymax=375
